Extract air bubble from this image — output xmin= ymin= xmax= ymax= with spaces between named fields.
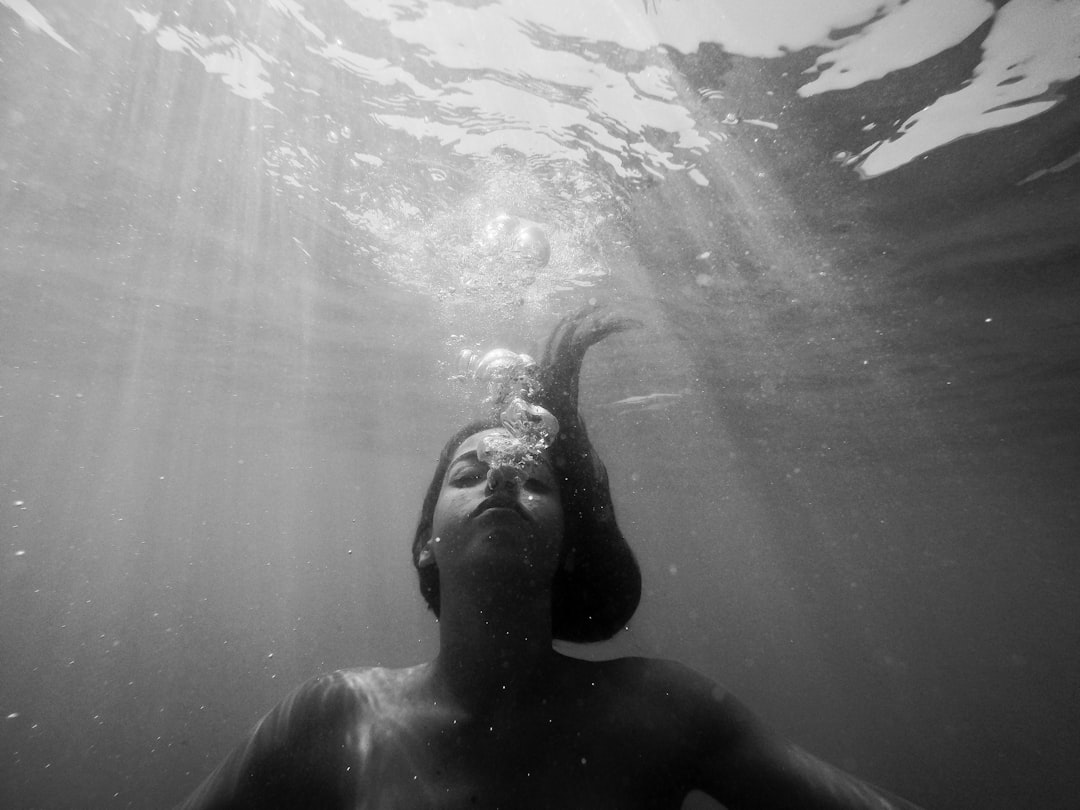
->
xmin=485 ymin=214 xmax=519 ymax=242
xmin=513 ymin=225 xmax=550 ymax=269
xmin=451 ymin=343 xmax=558 ymax=469
xmin=474 ymin=348 xmax=528 ymax=380
xmin=500 ymin=397 xmax=557 ymax=448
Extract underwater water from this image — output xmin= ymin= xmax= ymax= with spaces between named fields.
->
xmin=1 ymin=0 xmax=1078 ymax=807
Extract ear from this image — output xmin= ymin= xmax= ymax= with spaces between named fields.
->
xmin=417 ymin=537 xmax=437 ymax=568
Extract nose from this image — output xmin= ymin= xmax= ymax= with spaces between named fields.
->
xmin=486 ymin=465 xmax=523 ymax=494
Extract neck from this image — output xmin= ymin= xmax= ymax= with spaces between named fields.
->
xmin=430 ymin=580 xmax=557 ymax=715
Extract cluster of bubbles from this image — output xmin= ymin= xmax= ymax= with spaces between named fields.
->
xmin=454 ymin=347 xmax=559 ymax=470
xmin=483 ymin=214 xmax=551 ymax=272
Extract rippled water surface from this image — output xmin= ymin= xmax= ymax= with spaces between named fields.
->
xmin=1 ymin=1 xmax=1078 ymax=808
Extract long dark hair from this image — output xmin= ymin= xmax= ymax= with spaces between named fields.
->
xmin=411 ymin=308 xmax=642 ymax=642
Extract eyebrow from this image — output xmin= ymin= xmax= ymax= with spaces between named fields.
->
xmin=445 ymin=452 xmax=486 ymax=480
xmin=450 ymin=451 xmax=482 ymax=467
xmin=449 ymin=449 xmax=554 ymax=477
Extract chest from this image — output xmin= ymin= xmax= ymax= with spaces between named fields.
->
xmin=351 ymin=699 xmax=693 ymax=810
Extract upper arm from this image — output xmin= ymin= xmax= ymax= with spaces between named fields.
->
xmin=650 ymin=662 xmax=926 ymax=810
xmin=173 ymin=672 xmax=367 ymax=810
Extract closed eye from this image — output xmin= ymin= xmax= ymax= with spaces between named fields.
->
xmin=524 ymin=476 xmax=553 ymax=493
xmin=450 ymin=465 xmax=486 ymax=486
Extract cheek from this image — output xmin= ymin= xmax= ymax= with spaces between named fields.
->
xmin=429 ymin=492 xmax=459 ymax=538
xmin=536 ymin=499 xmax=565 ymax=543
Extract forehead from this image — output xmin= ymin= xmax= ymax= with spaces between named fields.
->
xmin=452 ymin=428 xmax=508 ymax=461
xmin=449 ymin=428 xmax=556 ymax=471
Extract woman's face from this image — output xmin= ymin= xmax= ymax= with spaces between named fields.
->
xmin=426 ymin=428 xmax=565 ymax=580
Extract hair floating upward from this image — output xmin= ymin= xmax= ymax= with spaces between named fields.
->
xmin=413 ymin=305 xmax=644 ymax=643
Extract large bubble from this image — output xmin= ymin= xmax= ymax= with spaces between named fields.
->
xmin=484 ymin=213 xmax=520 ymax=243
xmin=500 ymin=396 xmax=558 ymax=445
xmin=512 ymin=225 xmax=550 ymax=270
xmin=481 ymin=214 xmax=550 ymax=272
xmin=457 ymin=348 xmax=540 ymax=403
xmin=453 ymin=346 xmax=559 ymax=470
xmin=478 ymin=397 xmax=559 ymax=471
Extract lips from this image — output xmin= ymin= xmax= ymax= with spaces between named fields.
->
xmin=471 ymin=495 xmax=531 ymax=521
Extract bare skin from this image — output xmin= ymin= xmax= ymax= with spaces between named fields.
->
xmin=176 ymin=430 xmax=925 ymax=810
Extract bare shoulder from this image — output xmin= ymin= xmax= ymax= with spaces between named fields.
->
xmin=589 ymin=655 xmax=727 ymax=706
xmin=596 ymin=657 xmax=783 ymax=748
xmin=590 ymin=659 xmax=928 ymax=810
xmin=565 ymin=655 xmax=737 ymax=746
xmin=174 ymin=665 xmax=428 ymax=810
xmin=269 ymin=664 xmax=424 ymax=731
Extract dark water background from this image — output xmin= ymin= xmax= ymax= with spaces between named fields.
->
xmin=1 ymin=1 xmax=1078 ymax=808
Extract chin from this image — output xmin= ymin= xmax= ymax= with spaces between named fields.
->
xmin=469 ymin=530 xmax=557 ymax=567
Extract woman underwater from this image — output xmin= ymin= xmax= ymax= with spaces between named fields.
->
xmin=176 ymin=308 xmax=926 ymax=810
